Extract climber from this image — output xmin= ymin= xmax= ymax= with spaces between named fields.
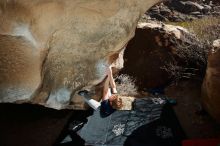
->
xmin=78 ymin=65 xmax=122 ymax=116
xmin=102 ymin=65 xmax=118 ymax=100
xmin=100 ymin=65 xmax=122 ymax=116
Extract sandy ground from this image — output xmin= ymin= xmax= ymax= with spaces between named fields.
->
xmin=165 ymin=80 xmax=220 ymax=138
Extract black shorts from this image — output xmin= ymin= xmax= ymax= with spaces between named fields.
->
xmin=100 ymin=100 xmax=115 ymax=117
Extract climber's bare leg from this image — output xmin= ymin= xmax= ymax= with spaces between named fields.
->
xmin=102 ymin=73 xmax=110 ymax=101
xmin=108 ymin=66 xmax=117 ymax=94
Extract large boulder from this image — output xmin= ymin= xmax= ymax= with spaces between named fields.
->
xmin=121 ymin=22 xmax=204 ymax=89
xmin=0 ymin=0 xmax=160 ymax=109
xmin=202 ymin=39 xmax=220 ymax=123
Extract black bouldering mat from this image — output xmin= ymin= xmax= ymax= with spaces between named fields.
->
xmin=78 ymin=98 xmax=169 ymax=146
xmin=124 ymin=103 xmax=186 ymax=146
xmin=56 ymin=97 xmax=185 ymax=146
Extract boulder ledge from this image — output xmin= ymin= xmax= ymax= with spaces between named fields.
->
xmin=202 ymin=39 xmax=220 ymax=123
xmin=0 ymin=0 xmax=160 ymax=109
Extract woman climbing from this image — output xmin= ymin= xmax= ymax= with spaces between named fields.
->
xmin=100 ymin=65 xmax=122 ymax=117
xmin=78 ymin=65 xmax=122 ymax=117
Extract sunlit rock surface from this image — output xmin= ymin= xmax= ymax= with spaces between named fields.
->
xmin=0 ymin=0 xmax=160 ymax=109
xmin=202 ymin=39 xmax=220 ymax=123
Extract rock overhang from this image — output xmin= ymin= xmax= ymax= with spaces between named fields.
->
xmin=0 ymin=0 xmax=161 ymax=109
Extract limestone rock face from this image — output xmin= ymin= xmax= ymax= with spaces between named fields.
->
xmin=202 ymin=39 xmax=220 ymax=123
xmin=0 ymin=0 xmax=160 ymax=109
xmin=0 ymin=34 xmax=41 ymax=102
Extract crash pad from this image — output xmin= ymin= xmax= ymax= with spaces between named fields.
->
xmin=57 ymin=97 xmax=185 ymax=146
xmin=78 ymin=98 xmax=167 ymax=146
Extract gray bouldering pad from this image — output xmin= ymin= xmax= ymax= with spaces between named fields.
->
xmin=78 ymin=98 xmax=166 ymax=146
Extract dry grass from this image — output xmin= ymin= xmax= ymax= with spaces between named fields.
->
xmin=115 ymin=74 xmax=138 ymax=96
xmin=169 ymin=16 xmax=220 ymax=44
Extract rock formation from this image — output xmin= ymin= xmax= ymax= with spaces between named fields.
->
xmin=145 ymin=0 xmax=220 ymax=22
xmin=0 ymin=0 xmax=160 ymax=109
xmin=202 ymin=39 xmax=220 ymax=123
xmin=121 ymin=22 xmax=204 ymax=89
